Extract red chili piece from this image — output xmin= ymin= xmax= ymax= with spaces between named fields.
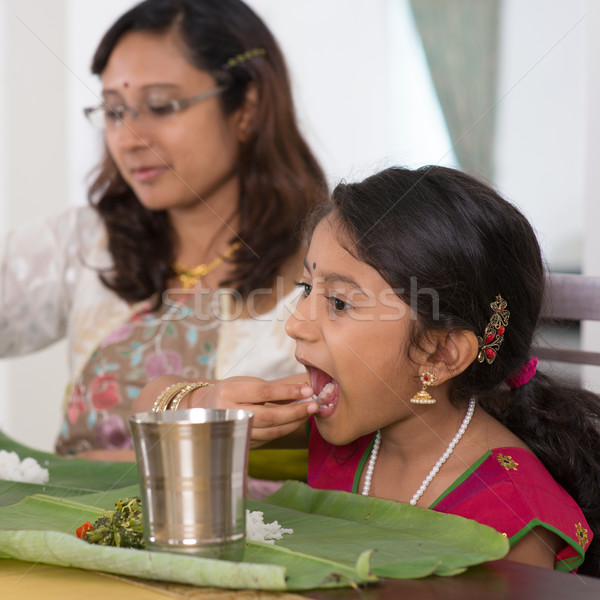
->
xmin=76 ymin=520 xmax=94 ymax=539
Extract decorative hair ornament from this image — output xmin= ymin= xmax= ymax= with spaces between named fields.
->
xmin=477 ymin=295 xmax=510 ymax=364
xmin=410 ymin=370 xmax=437 ymax=404
xmin=224 ymin=47 xmax=266 ymax=69
xmin=505 ymin=356 xmax=538 ymax=389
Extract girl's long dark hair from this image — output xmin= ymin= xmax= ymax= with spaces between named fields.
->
xmin=88 ymin=0 xmax=327 ymax=302
xmin=311 ymin=165 xmax=600 ymax=577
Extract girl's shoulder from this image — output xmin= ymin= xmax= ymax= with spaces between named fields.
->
xmin=433 ymin=446 xmax=592 ymax=572
xmin=434 ymin=445 xmax=579 ymax=513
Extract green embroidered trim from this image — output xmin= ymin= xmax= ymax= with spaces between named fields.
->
xmin=555 ymin=555 xmax=584 ymax=572
xmin=352 ymin=435 xmax=378 ymax=493
xmin=428 ymin=451 xmax=492 ymax=508
xmin=508 ymin=518 xmax=585 ymax=572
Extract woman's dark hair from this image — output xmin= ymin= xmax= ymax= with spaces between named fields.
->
xmin=88 ymin=0 xmax=327 ymax=302
xmin=309 ymin=165 xmax=600 ymax=576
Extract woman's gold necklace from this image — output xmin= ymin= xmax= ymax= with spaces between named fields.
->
xmin=173 ymin=241 xmax=241 ymax=289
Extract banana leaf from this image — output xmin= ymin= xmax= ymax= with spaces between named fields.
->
xmin=0 ymin=432 xmax=509 ymax=590
xmin=0 ymin=431 xmax=138 ymax=506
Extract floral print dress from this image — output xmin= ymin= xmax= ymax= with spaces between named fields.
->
xmin=56 ymin=292 xmax=219 ymax=455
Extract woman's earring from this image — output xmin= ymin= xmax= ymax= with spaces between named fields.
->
xmin=411 ymin=370 xmax=437 ymax=404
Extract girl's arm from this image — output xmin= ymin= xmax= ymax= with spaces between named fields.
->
xmin=505 ymin=526 xmax=563 ymax=569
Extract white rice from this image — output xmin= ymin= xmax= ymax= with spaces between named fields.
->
xmin=0 ymin=450 xmax=49 ymax=484
xmin=246 ymin=510 xmax=293 ymax=544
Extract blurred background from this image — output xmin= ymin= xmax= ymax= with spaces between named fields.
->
xmin=1 ymin=0 xmax=599 ymax=450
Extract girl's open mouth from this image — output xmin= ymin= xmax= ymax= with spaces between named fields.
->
xmin=307 ymin=366 xmax=339 ymax=418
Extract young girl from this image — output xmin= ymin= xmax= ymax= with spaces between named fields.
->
xmin=139 ymin=166 xmax=599 ymax=575
xmin=285 ymin=165 xmax=599 ymax=575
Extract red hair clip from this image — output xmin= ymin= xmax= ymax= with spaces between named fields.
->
xmin=477 ymin=295 xmax=510 ymax=364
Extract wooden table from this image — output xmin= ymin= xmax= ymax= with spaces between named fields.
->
xmin=306 ymin=560 xmax=600 ymax=599
xmin=2 ymin=558 xmax=599 ymax=600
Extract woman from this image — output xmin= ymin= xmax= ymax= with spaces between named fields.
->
xmin=0 ymin=0 xmax=326 ymax=469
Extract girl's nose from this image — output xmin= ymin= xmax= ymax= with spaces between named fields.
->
xmin=285 ymin=299 xmax=320 ymax=342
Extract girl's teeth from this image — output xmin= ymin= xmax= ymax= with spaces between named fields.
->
xmin=314 ymin=383 xmax=336 ymax=409
xmin=317 ymin=383 xmax=335 ymax=401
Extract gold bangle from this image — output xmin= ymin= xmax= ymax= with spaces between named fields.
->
xmin=169 ymin=382 xmax=214 ymax=411
xmin=152 ymin=382 xmax=193 ymax=413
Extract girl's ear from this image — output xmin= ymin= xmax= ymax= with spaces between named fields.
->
xmin=421 ymin=330 xmax=479 ymax=384
xmin=235 ymin=83 xmax=258 ymax=142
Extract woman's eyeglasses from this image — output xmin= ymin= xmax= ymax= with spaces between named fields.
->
xmin=83 ymin=86 xmax=226 ymax=130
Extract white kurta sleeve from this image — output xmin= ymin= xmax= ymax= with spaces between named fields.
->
xmin=0 ymin=207 xmax=92 ymax=357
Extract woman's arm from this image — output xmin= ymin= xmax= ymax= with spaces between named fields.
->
xmin=0 ymin=209 xmax=86 ymax=356
xmin=74 ymin=448 xmax=136 ymax=461
xmin=132 ymin=374 xmax=317 ymax=449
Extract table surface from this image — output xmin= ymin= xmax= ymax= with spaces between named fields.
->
xmin=2 ymin=558 xmax=600 ymax=600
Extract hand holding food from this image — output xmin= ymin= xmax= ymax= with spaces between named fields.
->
xmin=134 ymin=374 xmax=318 ymax=448
xmin=184 ymin=376 xmax=319 ymax=447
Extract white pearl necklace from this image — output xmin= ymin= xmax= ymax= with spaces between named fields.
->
xmin=361 ymin=398 xmax=476 ymax=505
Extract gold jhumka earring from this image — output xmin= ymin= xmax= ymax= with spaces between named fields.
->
xmin=410 ymin=370 xmax=437 ymax=404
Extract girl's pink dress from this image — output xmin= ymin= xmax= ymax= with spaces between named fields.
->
xmin=307 ymin=417 xmax=592 ymax=572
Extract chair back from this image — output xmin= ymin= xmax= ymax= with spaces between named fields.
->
xmin=533 ymin=273 xmax=600 ymax=366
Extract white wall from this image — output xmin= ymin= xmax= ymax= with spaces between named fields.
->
xmin=246 ymin=0 xmax=457 ymax=185
xmin=0 ymin=0 xmax=70 ymax=450
xmin=493 ymin=0 xmax=600 ymax=390
xmin=0 ymin=0 xmax=7 ymax=431
xmin=494 ymin=0 xmax=587 ymax=273
xmin=0 ymin=1 xmax=138 ymax=450
xmin=582 ymin=0 xmax=600 ymax=279
xmin=1 ymin=0 xmax=598 ymax=449
xmin=66 ymin=0 xmax=139 ymax=207
xmin=582 ymin=0 xmax=600 ymax=388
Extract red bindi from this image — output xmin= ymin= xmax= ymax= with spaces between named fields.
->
xmin=123 ymin=81 xmax=129 ymax=88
